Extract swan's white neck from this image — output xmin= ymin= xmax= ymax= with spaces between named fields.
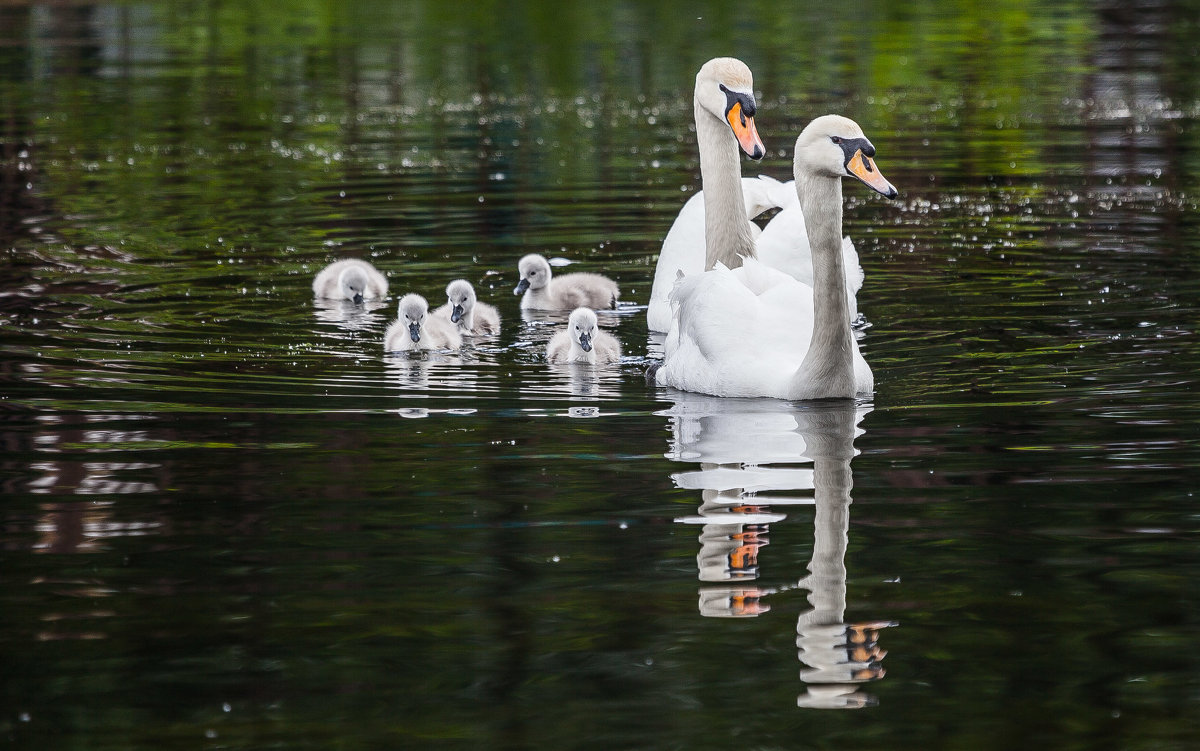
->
xmin=696 ymin=101 xmax=756 ymax=270
xmin=792 ymin=173 xmax=856 ymax=398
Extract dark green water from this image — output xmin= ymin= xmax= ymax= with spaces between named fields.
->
xmin=3 ymin=2 xmax=1200 ymax=749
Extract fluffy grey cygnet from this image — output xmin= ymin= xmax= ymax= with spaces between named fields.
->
xmin=384 ymin=293 xmax=463 ymax=351
xmin=546 ymin=307 xmax=622 ymax=364
xmin=434 ymin=279 xmax=501 ymax=335
xmin=312 ymin=259 xmax=388 ymax=303
xmin=513 ymin=253 xmax=619 ymax=311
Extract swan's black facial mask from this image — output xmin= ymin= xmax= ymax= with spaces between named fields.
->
xmin=836 ymin=137 xmax=875 ymax=163
xmin=718 ymin=84 xmax=765 ymax=160
xmin=720 ymin=83 xmax=757 ymax=120
xmin=836 ymin=136 xmax=898 ymax=198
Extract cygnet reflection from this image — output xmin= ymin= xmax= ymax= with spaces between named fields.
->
xmin=312 ymin=297 xmax=391 ymax=331
xmin=383 ymin=350 xmax=471 ymax=394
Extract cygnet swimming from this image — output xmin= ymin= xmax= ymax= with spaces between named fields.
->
xmin=384 ymin=293 xmax=462 ymax=351
xmin=546 ymin=307 xmax=622 ymax=364
xmin=433 ymin=279 xmax=501 ymax=335
xmin=312 ymin=258 xmax=388 ymax=303
xmin=514 ymin=253 xmax=619 ymax=311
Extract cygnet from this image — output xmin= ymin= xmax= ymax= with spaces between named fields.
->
xmin=384 ymin=293 xmax=462 ymax=351
xmin=514 ymin=253 xmax=619 ymax=311
xmin=434 ymin=279 xmax=501 ymax=335
xmin=312 ymin=258 xmax=388 ymax=303
xmin=546 ymin=307 xmax=622 ymax=364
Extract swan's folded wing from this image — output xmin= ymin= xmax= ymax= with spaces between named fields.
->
xmin=841 ymin=235 xmax=864 ymax=293
xmin=659 ymin=262 xmax=812 ymax=397
xmin=743 ymin=175 xmax=798 ymax=218
xmin=648 ymin=193 xmax=707 ymax=332
xmin=649 ymin=177 xmax=793 ymax=333
xmin=755 ymin=204 xmax=813 ymax=284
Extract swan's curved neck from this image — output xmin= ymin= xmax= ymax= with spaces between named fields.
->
xmin=793 ymin=173 xmax=855 ymax=398
xmin=696 ymin=101 xmax=756 ymax=270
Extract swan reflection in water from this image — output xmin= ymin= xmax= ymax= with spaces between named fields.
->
xmin=658 ymin=393 xmax=895 ymax=709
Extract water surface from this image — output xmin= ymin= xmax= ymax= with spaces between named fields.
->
xmin=3 ymin=2 xmax=1200 ymax=749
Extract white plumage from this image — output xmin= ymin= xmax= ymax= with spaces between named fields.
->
xmin=384 ymin=293 xmax=462 ymax=352
xmin=433 ymin=279 xmax=501 ymax=336
xmin=646 ymin=174 xmax=863 ymax=333
xmin=655 ymin=70 xmax=897 ymax=400
xmin=312 ymin=259 xmax=388 ymax=302
xmin=514 ymin=254 xmax=619 ymax=311
xmin=546 ymin=307 xmax=621 ymax=364
xmin=658 ymin=256 xmax=873 ymax=399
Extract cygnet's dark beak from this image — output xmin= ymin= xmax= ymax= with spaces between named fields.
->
xmin=408 ymin=323 xmax=421 ymax=343
xmin=352 ymin=292 xmax=364 ymax=305
xmin=514 ymin=278 xmax=530 ymax=295
xmin=578 ymin=332 xmax=593 ymax=352
xmin=451 ymin=304 xmax=464 ymax=323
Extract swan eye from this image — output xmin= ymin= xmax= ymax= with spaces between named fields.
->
xmin=831 ymin=136 xmax=842 ymax=144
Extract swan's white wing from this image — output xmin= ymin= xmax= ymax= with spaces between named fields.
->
xmin=757 ymin=208 xmax=863 ymax=320
xmin=648 ymin=177 xmax=794 ymax=333
xmin=756 ymin=204 xmax=810 ymax=283
xmin=742 ymin=174 xmax=797 ymax=218
xmin=648 ymin=192 xmax=707 ymax=332
xmin=658 ymin=259 xmax=815 ymax=398
xmin=841 ymin=236 xmax=864 ymax=296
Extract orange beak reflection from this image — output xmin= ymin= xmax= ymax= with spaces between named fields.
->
xmin=847 ymin=149 xmax=898 ymax=198
xmin=726 ymin=101 xmax=765 ymax=160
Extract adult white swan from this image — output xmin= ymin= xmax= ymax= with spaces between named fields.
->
xmin=645 ymin=59 xmax=863 ymax=333
xmin=655 ymin=113 xmax=897 ymax=400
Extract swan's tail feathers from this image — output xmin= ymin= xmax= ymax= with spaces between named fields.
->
xmin=842 ymin=235 xmax=865 ymax=292
xmin=742 ymin=175 xmax=796 ymax=219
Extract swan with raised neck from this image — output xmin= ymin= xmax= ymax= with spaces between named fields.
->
xmin=693 ymin=57 xmax=766 ymax=270
xmin=790 ymin=115 xmax=896 ymax=398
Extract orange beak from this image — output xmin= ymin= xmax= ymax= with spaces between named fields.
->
xmin=846 ymin=148 xmax=898 ymax=198
xmin=726 ymin=101 xmax=765 ymax=160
